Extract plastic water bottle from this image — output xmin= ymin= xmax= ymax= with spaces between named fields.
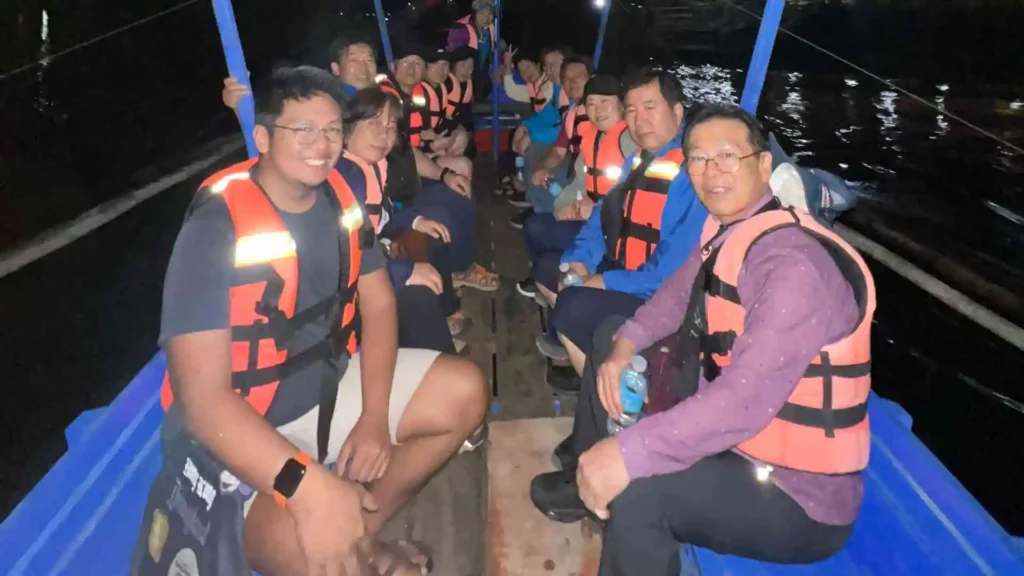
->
xmin=549 ymin=181 xmax=563 ymax=197
xmin=607 ymin=356 xmax=649 ymax=435
xmin=515 ymin=155 xmax=525 ymax=181
xmin=558 ymin=262 xmax=582 ymax=290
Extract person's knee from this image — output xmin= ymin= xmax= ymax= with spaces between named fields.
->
xmin=431 ymin=355 xmax=488 ymax=431
xmin=606 ymin=481 xmax=661 ymax=538
xmin=592 ymin=315 xmax=630 ymax=361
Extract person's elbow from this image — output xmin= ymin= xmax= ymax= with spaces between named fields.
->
xmin=165 ymin=330 xmax=234 ymax=426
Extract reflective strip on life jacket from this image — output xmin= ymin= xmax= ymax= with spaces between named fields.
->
xmin=160 ymin=159 xmax=369 ymax=425
xmin=579 ymin=120 xmax=627 ymax=201
xmin=343 ymin=151 xmax=391 ymax=233
xmin=695 ymin=206 xmax=875 ymax=475
xmin=376 ymin=75 xmax=403 ymax=102
xmin=614 ymin=147 xmax=686 ymax=270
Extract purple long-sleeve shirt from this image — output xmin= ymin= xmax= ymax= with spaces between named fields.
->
xmin=614 ymin=193 xmax=864 ymax=526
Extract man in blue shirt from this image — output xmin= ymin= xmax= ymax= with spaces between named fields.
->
xmin=538 ymin=69 xmax=708 ymax=391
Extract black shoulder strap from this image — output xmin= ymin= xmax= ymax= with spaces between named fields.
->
xmin=601 ymin=151 xmax=655 ymax=262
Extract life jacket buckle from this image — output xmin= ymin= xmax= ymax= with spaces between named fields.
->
xmin=255 ymin=302 xmax=294 ymax=350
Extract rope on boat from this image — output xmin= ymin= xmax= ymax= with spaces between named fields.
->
xmin=0 ymin=139 xmax=243 ymax=280
xmin=722 ymin=0 xmax=1024 ymax=156
xmin=836 ymin=223 xmax=1024 ymax=352
xmin=0 ymin=0 xmax=201 ymax=82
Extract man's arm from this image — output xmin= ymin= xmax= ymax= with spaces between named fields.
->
xmin=413 ymin=147 xmax=444 ymax=180
xmin=615 ymin=237 xmax=858 ymax=480
xmin=538 ymin=142 xmax=568 ymax=172
xmin=356 ymin=267 xmax=398 ymax=421
xmin=602 ymin=176 xmax=708 ymax=298
xmin=502 ymin=73 xmax=530 ymax=103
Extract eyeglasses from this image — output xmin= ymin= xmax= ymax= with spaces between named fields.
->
xmin=686 ymin=150 xmax=763 ymax=175
xmin=273 ymin=124 xmax=343 ymax=145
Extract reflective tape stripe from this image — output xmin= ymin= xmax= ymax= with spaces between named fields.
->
xmin=412 ymin=95 xmax=427 ymax=106
xmin=234 ymin=232 xmax=296 ymax=267
xmin=604 ymin=165 xmax=623 ymax=180
xmin=340 ymin=205 xmax=364 ymax=231
xmin=210 ymin=172 xmax=250 ymax=194
xmin=646 ymin=161 xmax=681 ymax=179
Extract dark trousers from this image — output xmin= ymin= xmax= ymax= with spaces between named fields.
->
xmin=410 ymin=181 xmax=477 ymax=272
xmin=522 ymin=212 xmax=584 ymax=265
xmin=395 ymin=285 xmax=455 ymax=354
xmin=549 ymin=288 xmax=644 ymax=356
xmin=571 ymin=317 xmax=854 ymax=576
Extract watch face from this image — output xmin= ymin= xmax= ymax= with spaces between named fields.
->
xmin=274 ymin=458 xmax=307 ymax=498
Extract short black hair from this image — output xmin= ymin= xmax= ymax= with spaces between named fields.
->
xmin=254 ymin=66 xmax=347 ymax=129
xmin=682 ymin=103 xmax=768 ymax=153
xmin=623 ymin=66 xmax=686 ymax=108
xmin=512 ymin=50 xmax=539 ymax=67
xmin=561 ymin=54 xmax=594 ymax=79
xmin=342 ymin=87 xmax=403 ymax=140
xmin=328 ymin=32 xmax=377 ymax=64
xmin=541 ymin=45 xmax=572 ymax=61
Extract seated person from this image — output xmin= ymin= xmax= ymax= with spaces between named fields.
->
xmin=518 ymin=75 xmax=636 ymax=300
xmin=336 ymin=87 xmax=470 ymax=351
xmin=500 ymin=49 xmax=564 ymax=222
xmin=417 ymin=47 xmax=472 ymax=157
xmin=538 ymin=68 xmax=708 ymax=387
xmin=529 ymin=54 xmax=594 ymax=193
xmin=446 ymin=0 xmax=504 ymax=101
xmin=443 ymin=46 xmax=479 ymax=134
xmin=134 ymin=66 xmax=487 ymax=576
xmin=532 ymin=103 xmax=872 ymax=575
xmin=379 ymin=41 xmax=474 ymax=185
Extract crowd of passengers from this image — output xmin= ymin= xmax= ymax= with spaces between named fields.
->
xmin=133 ymin=1 xmax=873 ymax=574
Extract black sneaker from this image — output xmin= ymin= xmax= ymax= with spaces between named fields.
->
xmin=516 ymin=277 xmax=538 ymax=298
xmin=547 ymin=365 xmax=580 ymax=395
xmin=552 ymin=435 xmax=576 ymax=471
xmin=530 ymin=469 xmax=590 ymax=523
xmin=507 ymin=190 xmax=531 ymax=208
xmin=510 ymin=207 xmax=534 ymax=229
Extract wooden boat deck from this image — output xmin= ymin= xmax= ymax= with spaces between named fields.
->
xmin=376 ymin=157 xmax=584 ymax=575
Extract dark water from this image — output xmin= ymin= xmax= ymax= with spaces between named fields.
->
xmin=2 ymin=0 xmax=1023 ymax=533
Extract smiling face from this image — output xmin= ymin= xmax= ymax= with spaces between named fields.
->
xmin=561 ymin=62 xmax=590 ymax=102
xmin=332 ymin=42 xmax=376 ymax=89
xmin=346 ymin=103 xmax=396 ymax=164
xmin=453 ymin=57 xmax=474 ymax=82
xmin=684 ymin=117 xmax=773 ymax=223
xmin=624 ymin=79 xmax=684 ymax=152
xmin=517 ymin=60 xmax=542 ymax=84
xmin=393 ymin=55 xmax=426 ymax=92
xmin=585 ymin=94 xmax=623 ymax=132
xmin=255 ymin=93 xmax=343 ymax=188
xmin=426 ymin=60 xmax=450 ymax=86
xmin=475 ymin=9 xmax=494 ymax=29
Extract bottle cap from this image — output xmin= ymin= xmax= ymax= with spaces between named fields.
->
xmin=515 ymin=156 xmax=525 ymax=168
xmin=631 ymin=356 xmax=648 ymax=373
xmin=549 ymin=182 xmax=563 ymax=195
xmin=559 ymin=262 xmax=569 ymax=272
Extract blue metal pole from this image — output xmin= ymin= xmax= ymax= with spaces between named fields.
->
xmin=593 ymin=0 xmax=612 ymax=70
xmin=491 ymin=0 xmax=502 ymax=161
xmin=372 ymin=0 xmax=394 ymax=66
xmin=211 ymin=0 xmax=256 ymax=157
xmin=739 ymin=0 xmax=785 ymax=113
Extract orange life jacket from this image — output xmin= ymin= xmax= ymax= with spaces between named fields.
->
xmin=455 ymin=14 xmax=496 ymax=51
xmin=578 ymin=120 xmax=627 ymax=201
xmin=526 ymin=74 xmax=550 ymax=113
xmin=609 ymin=148 xmax=686 ymax=270
xmin=563 ymin=102 xmax=588 ymax=155
xmin=159 ymin=159 xmax=370 ymax=430
xmin=408 ymin=81 xmax=446 ymax=149
xmin=693 ymin=205 xmax=875 ymax=475
xmin=343 ymin=151 xmax=391 ymax=232
xmin=376 ymin=75 xmax=402 ymax=101
xmin=444 ymin=72 xmax=474 ymax=121
xmin=556 ymin=86 xmax=572 ymax=119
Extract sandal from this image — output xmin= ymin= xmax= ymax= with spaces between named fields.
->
xmin=447 ymin=311 xmax=473 ymax=337
xmin=453 ymin=263 xmax=499 ymax=292
xmin=361 ymin=539 xmax=434 ymax=576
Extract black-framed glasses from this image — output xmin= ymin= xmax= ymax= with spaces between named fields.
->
xmin=273 ymin=124 xmax=343 ymax=145
xmin=686 ymin=150 xmax=764 ymax=175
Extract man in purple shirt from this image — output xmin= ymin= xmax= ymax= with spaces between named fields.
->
xmin=531 ymin=104 xmax=872 ymax=575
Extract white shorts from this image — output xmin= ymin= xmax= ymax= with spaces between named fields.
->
xmin=244 ymin=348 xmax=441 ymax=515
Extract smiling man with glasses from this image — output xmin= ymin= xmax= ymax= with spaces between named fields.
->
xmin=532 ymin=102 xmax=875 ymax=575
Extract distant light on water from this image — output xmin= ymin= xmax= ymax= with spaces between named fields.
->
xmin=41 ymin=10 xmax=49 ymax=42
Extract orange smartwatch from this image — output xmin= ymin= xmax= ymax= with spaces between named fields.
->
xmin=273 ymin=451 xmax=313 ymax=507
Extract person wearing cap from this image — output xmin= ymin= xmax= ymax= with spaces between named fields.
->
xmin=443 ymin=46 xmax=479 ymax=137
xmin=446 ymin=0 xmax=505 ymax=100
xmin=420 ymin=46 xmax=471 ymax=158
xmin=538 ymin=68 xmax=707 ymax=383
xmin=532 ymin=102 xmax=871 ymax=576
xmin=517 ymin=74 xmax=635 ymax=303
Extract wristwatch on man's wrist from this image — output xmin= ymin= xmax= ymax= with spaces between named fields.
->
xmin=273 ymin=451 xmax=313 ymax=507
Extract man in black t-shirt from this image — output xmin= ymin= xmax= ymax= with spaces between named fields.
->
xmin=146 ymin=66 xmax=487 ymax=575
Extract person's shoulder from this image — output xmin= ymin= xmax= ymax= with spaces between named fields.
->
xmin=181 ymin=193 xmax=234 ymax=238
xmin=745 ymin=225 xmax=843 ymax=285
